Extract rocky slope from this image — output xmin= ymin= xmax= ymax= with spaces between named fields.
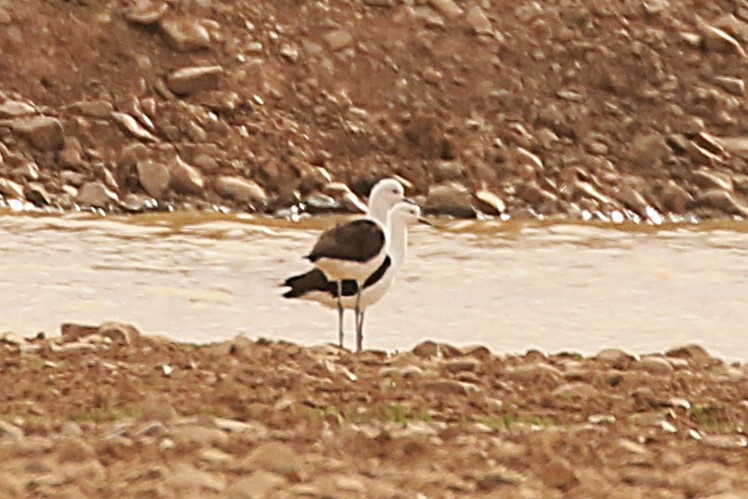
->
xmin=2 ymin=0 xmax=748 ymax=221
xmin=0 ymin=323 xmax=746 ymax=497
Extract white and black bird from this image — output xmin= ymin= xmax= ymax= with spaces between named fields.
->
xmin=285 ymin=179 xmax=406 ymax=348
xmin=283 ymin=200 xmax=425 ymax=351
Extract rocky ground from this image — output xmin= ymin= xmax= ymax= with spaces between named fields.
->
xmin=2 ymin=1 xmax=748 ymax=220
xmin=0 ymin=323 xmax=745 ymax=497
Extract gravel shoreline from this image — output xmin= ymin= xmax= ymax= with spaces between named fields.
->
xmin=1 ymin=323 xmax=746 ymax=497
xmin=3 ymin=2 xmax=748 ymax=221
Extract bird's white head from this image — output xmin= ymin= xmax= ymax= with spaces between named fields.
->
xmin=368 ymin=178 xmax=406 ymax=224
xmin=388 ymin=200 xmax=422 ymax=227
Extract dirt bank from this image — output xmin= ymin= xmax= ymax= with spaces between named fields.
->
xmin=2 ymin=1 xmax=748 ymax=221
xmin=0 ymin=323 xmax=746 ymax=497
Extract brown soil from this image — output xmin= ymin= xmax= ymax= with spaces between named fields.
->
xmin=3 ymin=1 xmax=748 ymax=220
xmin=0 ymin=323 xmax=746 ymax=497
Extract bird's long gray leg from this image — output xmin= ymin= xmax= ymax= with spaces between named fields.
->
xmin=354 ymin=288 xmax=363 ymax=352
xmin=336 ymin=281 xmax=344 ymax=349
xmin=356 ymin=309 xmax=366 ymax=353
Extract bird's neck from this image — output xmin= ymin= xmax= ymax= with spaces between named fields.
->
xmin=387 ymin=217 xmax=409 ymax=268
xmin=368 ymin=200 xmax=388 ymax=226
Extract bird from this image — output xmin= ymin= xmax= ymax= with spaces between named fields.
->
xmin=287 ymin=178 xmax=406 ymax=348
xmin=283 ymin=200 xmax=426 ymax=351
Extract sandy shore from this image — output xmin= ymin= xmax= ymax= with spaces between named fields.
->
xmin=0 ymin=322 xmax=745 ymax=497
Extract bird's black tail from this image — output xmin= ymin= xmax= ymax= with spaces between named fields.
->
xmin=281 ymin=269 xmax=335 ymax=298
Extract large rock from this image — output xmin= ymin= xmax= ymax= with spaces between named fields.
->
xmin=170 ymin=156 xmax=205 ymax=194
xmin=11 ymin=116 xmax=64 ymax=151
xmin=425 ymin=182 xmax=476 ymax=217
xmin=137 ymin=159 xmax=171 ymax=199
xmin=160 ymin=17 xmax=211 ymax=51
xmin=167 ymin=66 xmax=223 ymax=96
xmin=75 ymin=182 xmax=118 ymax=208
xmin=214 ymin=176 xmax=267 ymax=204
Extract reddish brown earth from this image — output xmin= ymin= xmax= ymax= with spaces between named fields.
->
xmin=2 ymin=1 xmax=748 ymax=219
xmin=0 ymin=323 xmax=746 ymax=497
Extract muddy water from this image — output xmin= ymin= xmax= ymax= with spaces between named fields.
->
xmin=1 ymin=211 xmax=747 ymax=361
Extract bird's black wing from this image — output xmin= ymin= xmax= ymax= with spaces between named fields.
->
xmin=306 ymin=219 xmax=384 ymax=263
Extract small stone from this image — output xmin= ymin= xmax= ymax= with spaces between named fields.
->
xmin=125 ymin=0 xmax=168 ymax=25
xmin=475 ymin=189 xmax=506 ymax=215
xmin=239 ymin=442 xmax=300 ymax=475
xmin=692 ymin=169 xmax=733 ymax=191
xmin=701 ymin=434 xmax=748 ymax=449
xmin=420 ymin=379 xmax=476 ymax=395
xmin=160 ymin=17 xmax=211 ymax=52
xmin=0 ymin=332 xmax=24 ymax=346
xmin=25 ymin=183 xmax=52 ymax=206
xmin=70 ymin=100 xmax=114 ymax=119
xmin=0 ymin=420 xmax=24 ymax=440
xmin=714 ymin=76 xmax=745 ymax=96
xmin=323 ymin=29 xmax=353 ymax=51
xmin=696 ymin=189 xmax=748 ymax=216
xmin=477 ymin=467 xmax=526 ymax=489
xmin=226 ymin=471 xmax=287 ymax=498
xmin=279 ymin=43 xmax=299 ymax=62
xmin=60 ymin=323 xmax=99 ymax=340
xmin=466 ymin=6 xmax=493 ymax=34
xmin=170 ymin=156 xmax=205 ymax=194
xmin=76 ymin=182 xmax=118 ymax=208
xmin=163 ymin=466 xmax=226 ymax=494
xmin=56 ymin=437 xmax=95 ymax=463
xmin=172 ymin=425 xmax=230 ymax=448
xmin=425 ymin=182 xmax=476 ymax=217
xmin=11 ymin=116 xmax=64 ymax=151
xmin=0 ymin=100 xmax=35 ymax=118
xmin=596 ymin=348 xmax=636 ymax=364
xmin=430 ymin=0 xmax=463 ymax=18
xmin=552 ymin=382 xmax=600 ymax=401
xmin=137 ymin=160 xmax=171 ymax=199
xmin=636 ymin=356 xmax=675 ymax=374
xmin=0 ymin=178 xmax=25 ymax=200
xmin=701 ymin=24 xmax=747 ymax=57
xmin=675 ymin=462 xmax=734 ymax=497
xmin=200 ymin=447 xmax=233 ymax=465
xmin=111 ymin=112 xmax=158 ymax=142
xmin=659 ymin=181 xmax=692 ymax=214
xmin=214 ymin=176 xmax=267 ymax=204
xmin=98 ymin=322 xmax=139 ymax=345
xmin=630 ymin=132 xmax=671 ymax=166
xmin=167 ymin=65 xmax=223 ymax=96
xmin=540 ymin=459 xmax=578 ymax=489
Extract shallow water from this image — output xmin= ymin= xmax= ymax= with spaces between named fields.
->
xmin=1 ymin=210 xmax=747 ymax=361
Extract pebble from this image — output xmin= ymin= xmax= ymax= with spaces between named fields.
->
xmin=239 ymin=442 xmax=300 ymax=475
xmin=167 ymin=65 xmax=223 ymax=95
xmin=214 ymin=176 xmax=267 ymax=204
xmin=0 ymin=100 xmax=35 ymax=118
xmin=170 ymin=156 xmax=205 ymax=194
xmin=714 ymin=76 xmax=745 ymax=96
xmin=323 ymin=29 xmax=353 ymax=51
xmin=160 ymin=17 xmax=211 ymax=52
xmin=125 ymin=0 xmax=168 ymax=25
xmin=75 ymin=182 xmax=118 ymax=208
xmin=420 ymin=379 xmax=476 ymax=395
xmin=11 ymin=116 xmax=65 ymax=151
xmin=430 ymin=0 xmax=463 ymax=18
xmin=111 ymin=112 xmax=158 ymax=142
xmin=425 ymin=182 xmax=476 ymax=217
xmin=696 ymin=189 xmax=748 ymax=216
xmin=475 ymin=189 xmax=506 ymax=215
xmin=226 ymin=471 xmax=287 ymax=498
xmin=466 ymin=6 xmax=493 ymax=35
xmin=55 ymin=437 xmax=95 ymax=463
xmin=0 ymin=178 xmax=25 ymax=200
xmin=0 ymin=421 xmax=24 ymax=440
xmin=137 ymin=159 xmax=171 ymax=199
xmin=659 ymin=181 xmax=692 ymax=214
xmin=98 ymin=322 xmax=139 ymax=345
xmin=630 ymin=132 xmax=671 ymax=166
xmin=172 ymin=425 xmax=230 ymax=448
xmin=636 ymin=356 xmax=675 ymax=374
